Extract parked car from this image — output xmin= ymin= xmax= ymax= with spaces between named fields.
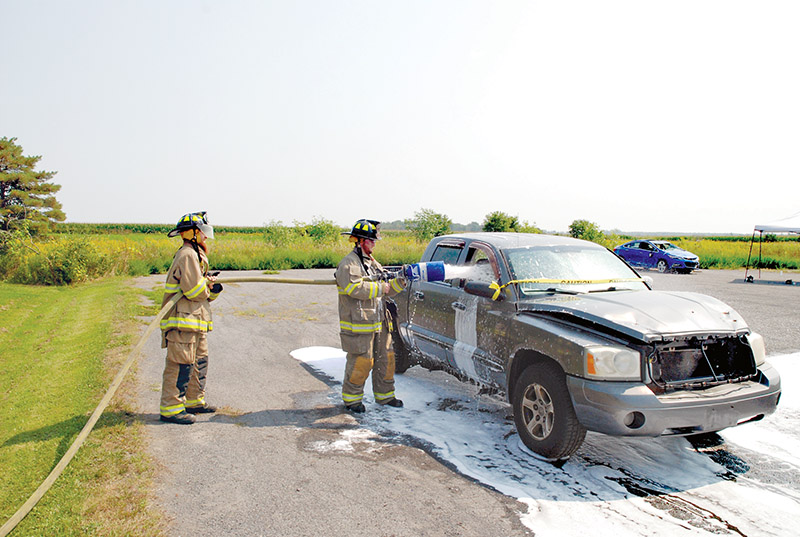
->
xmin=614 ymin=240 xmax=699 ymax=273
xmin=388 ymin=233 xmax=781 ymax=462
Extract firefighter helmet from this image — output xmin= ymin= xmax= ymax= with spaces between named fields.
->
xmin=343 ymin=219 xmax=381 ymax=241
xmin=167 ymin=211 xmax=215 ymax=239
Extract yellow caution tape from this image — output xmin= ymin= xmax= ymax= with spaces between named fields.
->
xmin=488 ymin=277 xmax=646 ymax=300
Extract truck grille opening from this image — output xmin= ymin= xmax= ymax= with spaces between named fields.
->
xmin=648 ymin=336 xmax=758 ymax=391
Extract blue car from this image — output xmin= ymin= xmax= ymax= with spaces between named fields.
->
xmin=614 ymin=240 xmax=700 ymax=273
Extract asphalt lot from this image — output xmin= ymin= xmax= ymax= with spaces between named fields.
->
xmin=644 ymin=268 xmax=799 ymax=355
xmin=133 ymin=267 xmax=798 ymax=536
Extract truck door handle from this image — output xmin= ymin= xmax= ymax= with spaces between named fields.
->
xmin=413 ymin=291 xmax=425 ymax=300
xmin=451 ymin=302 xmax=466 ymax=311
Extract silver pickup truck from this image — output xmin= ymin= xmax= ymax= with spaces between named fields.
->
xmin=388 ymin=233 xmax=781 ymax=461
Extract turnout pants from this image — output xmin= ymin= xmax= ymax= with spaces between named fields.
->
xmin=342 ymin=328 xmax=396 ymax=406
xmin=160 ymin=330 xmax=209 ymax=417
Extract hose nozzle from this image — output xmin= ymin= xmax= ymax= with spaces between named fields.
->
xmin=403 ymin=262 xmax=446 ymax=282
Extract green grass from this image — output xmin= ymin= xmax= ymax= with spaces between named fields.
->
xmin=0 ymin=279 xmax=164 ymax=536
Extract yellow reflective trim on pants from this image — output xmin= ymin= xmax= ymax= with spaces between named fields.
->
xmin=160 ymin=404 xmax=185 ymax=416
xmin=185 ymin=398 xmax=205 ymax=407
xmin=342 ymin=393 xmax=363 ymax=403
xmin=374 ymin=391 xmax=395 ymax=401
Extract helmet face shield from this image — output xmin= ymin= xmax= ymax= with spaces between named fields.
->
xmin=198 ymin=222 xmax=214 ymax=239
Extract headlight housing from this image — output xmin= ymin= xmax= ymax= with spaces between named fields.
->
xmin=585 ymin=346 xmax=642 ymax=381
xmin=746 ymin=332 xmax=766 ymax=366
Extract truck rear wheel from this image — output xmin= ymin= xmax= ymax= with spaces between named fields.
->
xmin=512 ymin=361 xmax=586 ymax=461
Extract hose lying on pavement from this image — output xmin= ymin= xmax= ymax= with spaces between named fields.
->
xmin=0 ymin=275 xmax=336 ymax=537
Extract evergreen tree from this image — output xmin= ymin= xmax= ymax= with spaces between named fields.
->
xmin=0 ymin=137 xmax=65 ymax=232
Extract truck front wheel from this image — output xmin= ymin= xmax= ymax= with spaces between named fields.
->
xmin=391 ymin=329 xmax=411 ymax=374
xmin=512 ymin=361 xmax=586 ymax=461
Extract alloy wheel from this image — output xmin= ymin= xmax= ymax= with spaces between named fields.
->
xmin=521 ymin=383 xmax=554 ymax=440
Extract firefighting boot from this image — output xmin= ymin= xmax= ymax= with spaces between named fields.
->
xmin=384 ymin=398 xmax=404 ymax=408
xmin=345 ymin=402 xmax=366 ymax=413
xmin=186 ymin=404 xmax=217 ymax=414
xmin=160 ymin=411 xmax=196 ymax=425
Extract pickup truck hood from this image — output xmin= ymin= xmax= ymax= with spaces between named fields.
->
xmin=517 ymin=290 xmax=748 ymax=342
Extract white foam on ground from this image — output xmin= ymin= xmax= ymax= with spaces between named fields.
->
xmin=291 ymin=347 xmax=800 ymax=536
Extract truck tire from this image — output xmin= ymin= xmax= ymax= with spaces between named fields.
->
xmin=512 ymin=361 xmax=586 ymax=461
xmin=391 ymin=329 xmax=411 ymax=374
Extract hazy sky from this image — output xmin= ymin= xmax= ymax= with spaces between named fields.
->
xmin=3 ymin=1 xmax=798 ymax=234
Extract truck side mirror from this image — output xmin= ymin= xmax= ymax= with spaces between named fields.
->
xmin=464 ymin=281 xmax=504 ymax=301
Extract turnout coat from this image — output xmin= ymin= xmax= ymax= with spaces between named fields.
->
xmin=160 ymin=242 xmax=221 ymax=347
xmin=335 ymin=247 xmax=405 ymax=354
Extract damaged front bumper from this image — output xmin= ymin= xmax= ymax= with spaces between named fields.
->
xmin=567 ymin=362 xmax=782 ymax=437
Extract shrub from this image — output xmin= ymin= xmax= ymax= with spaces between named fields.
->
xmin=483 ymin=211 xmax=519 ymax=232
xmin=1 ymin=234 xmax=111 ymax=285
xmin=405 ymin=208 xmax=452 ymax=242
xmin=262 ymin=220 xmax=295 ymax=247
xmin=305 ymin=217 xmax=342 ymax=244
xmin=569 ymin=219 xmax=604 ymax=243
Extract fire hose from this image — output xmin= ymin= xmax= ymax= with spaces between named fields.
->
xmin=0 ymin=275 xmax=337 ymax=537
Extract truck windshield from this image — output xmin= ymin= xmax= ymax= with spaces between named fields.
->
xmin=504 ymin=245 xmax=649 ymax=295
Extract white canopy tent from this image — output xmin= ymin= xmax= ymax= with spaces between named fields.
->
xmin=754 ymin=212 xmax=800 ymax=233
xmin=746 ymin=211 xmax=800 ymax=282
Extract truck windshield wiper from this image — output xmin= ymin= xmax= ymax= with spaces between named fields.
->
xmin=525 ymin=287 xmax=584 ymax=295
xmin=588 ymin=286 xmax=618 ymax=293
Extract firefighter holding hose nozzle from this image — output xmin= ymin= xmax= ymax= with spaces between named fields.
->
xmin=336 ymin=219 xmax=407 ymax=413
xmin=159 ymin=212 xmax=223 ymax=424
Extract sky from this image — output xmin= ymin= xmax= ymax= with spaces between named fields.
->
xmin=293 ymin=346 xmax=800 ymax=535
xmin=2 ymin=1 xmax=799 ymax=234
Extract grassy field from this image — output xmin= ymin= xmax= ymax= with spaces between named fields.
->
xmin=1 ymin=225 xmax=798 ymax=286
xmin=0 ymin=279 xmax=164 ymax=536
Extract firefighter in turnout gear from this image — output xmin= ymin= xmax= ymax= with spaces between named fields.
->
xmin=159 ymin=212 xmax=223 ymax=424
xmin=336 ymin=219 xmax=407 ymax=413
